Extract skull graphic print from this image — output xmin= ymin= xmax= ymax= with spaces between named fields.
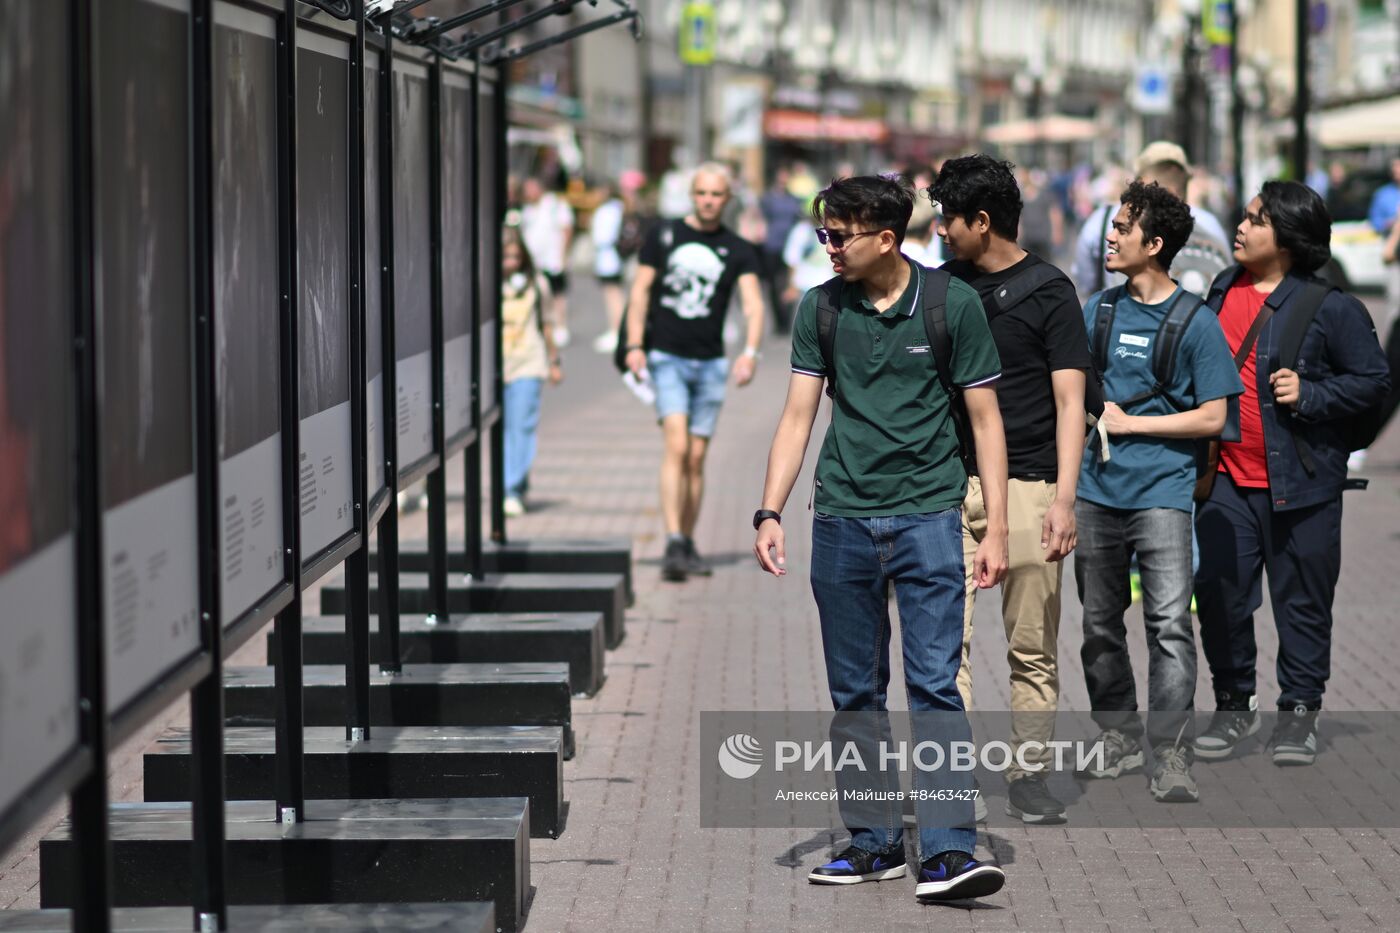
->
xmin=660 ymin=242 xmax=727 ymax=320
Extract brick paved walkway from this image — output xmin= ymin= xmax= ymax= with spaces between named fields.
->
xmin=5 ymin=276 xmax=1400 ymax=930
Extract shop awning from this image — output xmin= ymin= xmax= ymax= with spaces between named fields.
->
xmin=763 ymin=109 xmax=889 ymax=143
xmin=981 ymin=114 xmax=1101 ymax=145
xmin=1318 ymin=95 xmax=1400 ymax=148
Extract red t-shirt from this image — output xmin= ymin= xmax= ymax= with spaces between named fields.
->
xmin=1216 ymin=276 xmax=1271 ymax=487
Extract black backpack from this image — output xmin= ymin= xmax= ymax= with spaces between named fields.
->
xmin=1270 ymin=276 xmax=1384 ymax=463
xmin=813 ymin=267 xmax=976 ymax=472
xmin=1090 ymin=285 xmax=1205 ymax=414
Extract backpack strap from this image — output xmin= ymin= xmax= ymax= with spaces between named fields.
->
xmin=1274 ymin=276 xmax=1337 ymax=476
xmin=814 ymin=277 xmax=843 ymax=398
xmin=990 ymin=259 xmax=1070 ymax=315
xmin=920 ymin=268 xmax=973 ymax=470
xmin=1091 ymin=285 xmax=1125 ymax=377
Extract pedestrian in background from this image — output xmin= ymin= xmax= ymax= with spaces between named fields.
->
xmin=590 ymin=180 xmax=627 ymax=354
xmin=520 ymin=175 xmax=576 ymax=347
xmin=1194 ymin=181 xmax=1390 ymax=767
xmin=500 ymin=227 xmax=563 ymax=517
xmin=623 ymin=162 xmax=764 ymax=582
xmin=759 ymin=164 xmax=803 ymax=334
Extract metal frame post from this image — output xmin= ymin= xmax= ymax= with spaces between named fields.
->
xmin=376 ymin=30 xmax=403 ymax=675
xmin=273 ymin=0 xmax=306 ymax=824
xmin=189 ymin=0 xmax=229 ymax=925
xmin=425 ymin=55 xmax=452 ymax=619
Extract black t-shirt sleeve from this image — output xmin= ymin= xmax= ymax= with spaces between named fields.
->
xmin=732 ymin=238 xmax=761 ymax=276
xmin=1040 ymin=279 xmax=1094 ymax=371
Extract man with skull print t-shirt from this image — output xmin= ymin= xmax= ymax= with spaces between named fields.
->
xmin=625 ymin=162 xmax=765 ymax=582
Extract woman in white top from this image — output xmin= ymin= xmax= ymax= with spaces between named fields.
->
xmin=590 ymin=182 xmax=626 ymax=353
xmin=500 ymin=227 xmax=563 ymax=516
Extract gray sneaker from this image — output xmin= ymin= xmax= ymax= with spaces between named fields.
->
xmin=1076 ymin=729 xmax=1145 ymax=780
xmin=1150 ymin=744 xmax=1200 ymax=803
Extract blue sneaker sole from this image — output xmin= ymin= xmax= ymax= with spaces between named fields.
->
xmin=915 ymin=864 xmax=1006 ymax=900
xmin=807 ymin=865 xmax=906 ymax=884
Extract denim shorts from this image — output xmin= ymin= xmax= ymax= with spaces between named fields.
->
xmin=647 ymin=349 xmax=728 ymax=437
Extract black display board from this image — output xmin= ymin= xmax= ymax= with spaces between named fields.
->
xmin=476 ymin=71 xmax=499 ymax=416
xmin=213 ymin=2 xmax=285 ymax=623
xmin=441 ymin=67 xmax=473 ymax=443
xmin=364 ymin=47 xmax=386 ymax=501
xmin=0 ymin=0 xmax=81 ymax=818
xmin=295 ymin=29 xmax=355 ymax=563
xmin=95 ymin=0 xmax=202 ymax=715
xmin=392 ymin=56 xmax=434 ymax=476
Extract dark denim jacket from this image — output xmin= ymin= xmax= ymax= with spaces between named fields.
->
xmin=1206 ymin=267 xmax=1390 ymax=512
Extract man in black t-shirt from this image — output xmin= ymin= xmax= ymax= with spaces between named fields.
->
xmin=624 ymin=162 xmax=764 ymax=582
xmin=929 ymin=155 xmax=1091 ymax=825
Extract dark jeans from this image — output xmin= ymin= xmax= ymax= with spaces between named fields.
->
xmin=1194 ymin=473 xmax=1342 ymax=709
xmin=760 ymin=248 xmax=793 ymax=334
xmin=1075 ymin=500 xmax=1196 ymax=750
xmin=810 ymin=509 xmax=976 ymax=859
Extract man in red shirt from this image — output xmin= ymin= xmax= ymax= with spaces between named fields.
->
xmin=1193 ymin=182 xmax=1390 ymax=767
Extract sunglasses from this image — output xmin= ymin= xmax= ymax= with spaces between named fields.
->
xmin=815 ymin=227 xmax=881 ymax=250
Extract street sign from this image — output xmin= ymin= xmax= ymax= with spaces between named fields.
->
xmin=679 ymin=0 xmax=716 ymax=66
xmin=1133 ymin=65 xmax=1172 ymax=115
xmin=1202 ymin=0 xmax=1232 ymax=46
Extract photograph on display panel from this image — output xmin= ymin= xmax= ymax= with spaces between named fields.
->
xmin=296 ymin=34 xmax=355 ymax=560
xmin=441 ymin=72 xmax=473 ymax=440
xmin=365 ymin=50 xmax=385 ymax=497
xmin=393 ymin=60 xmax=433 ymax=471
xmin=213 ymin=4 xmax=284 ymax=621
xmin=0 ymin=0 xmax=81 ymax=815
xmin=96 ymin=0 xmax=201 ymax=712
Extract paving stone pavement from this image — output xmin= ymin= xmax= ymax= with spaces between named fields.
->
xmin=5 ymin=277 xmax=1400 ymax=932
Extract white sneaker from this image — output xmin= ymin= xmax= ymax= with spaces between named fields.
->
xmin=592 ymin=331 xmax=618 ymax=354
xmin=503 ymin=496 xmax=525 ymax=517
xmin=553 ymin=326 xmax=571 ymax=348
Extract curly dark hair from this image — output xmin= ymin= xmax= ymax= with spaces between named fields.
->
xmin=811 ymin=174 xmax=915 ymax=245
xmin=1119 ymin=179 xmax=1195 ymax=272
xmin=1258 ymin=180 xmax=1332 ymax=274
xmin=927 ymin=154 xmax=1022 ymax=240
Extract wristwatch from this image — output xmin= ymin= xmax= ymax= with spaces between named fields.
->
xmin=752 ymin=509 xmax=782 ymax=530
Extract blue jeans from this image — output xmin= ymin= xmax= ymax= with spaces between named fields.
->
xmin=503 ymin=378 xmax=542 ymax=498
xmin=1075 ymin=500 xmax=1196 ymax=750
xmin=809 ymin=508 xmax=977 ymax=859
xmin=647 ymin=350 xmax=728 ymax=437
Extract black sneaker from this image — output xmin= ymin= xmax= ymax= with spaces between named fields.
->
xmin=1005 ymin=775 xmax=1067 ymax=825
xmin=662 ymin=538 xmax=688 ymax=582
xmin=914 ymin=851 xmax=1005 ymax=901
xmin=807 ymin=845 xmax=906 ymax=885
xmin=683 ymin=537 xmax=713 ymax=576
xmin=1075 ymin=728 xmax=1145 ymax=779
xmin=1269 ymin=704 xmax=1319 ymax=766
xmin=1194 ymin=690 xmax=1260 ymax=760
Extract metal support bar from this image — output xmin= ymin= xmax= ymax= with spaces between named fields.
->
xmin=345 ymin=0 xmax=374 ymax=738
xmin=409 ymin=0 xmax=533 ymax=41
xmin=273 ymin=0 xmax=306 ymax=823
xmin=425 ymin=57 xmax=451 ymax=622
xmin=489 ymin=7 xmax=639 ymax=61
xmin=376 ymin=29 xmax=403 ymax=674
xmin=487 ymin=69 xmax=508 ymax=545
xmin=189 ymin=0 xmax=228 ymax=926
xmin=70 ymin=2 xmax=113 ymax=930
xmin=450 ymin=0 xmax=591 ymax=56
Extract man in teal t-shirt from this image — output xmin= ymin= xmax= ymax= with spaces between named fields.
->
xmin=751 ymin=175 xmax=1010 ymax=903
xmin=1075 ymin=181 xmax=1242 ymax=805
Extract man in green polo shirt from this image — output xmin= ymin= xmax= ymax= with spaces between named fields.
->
xmin=752 ymin=174 xmax=1010 ymax=903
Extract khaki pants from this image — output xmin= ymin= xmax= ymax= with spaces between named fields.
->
xmin=959 ymin=476 xmax=1063 ymax=782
